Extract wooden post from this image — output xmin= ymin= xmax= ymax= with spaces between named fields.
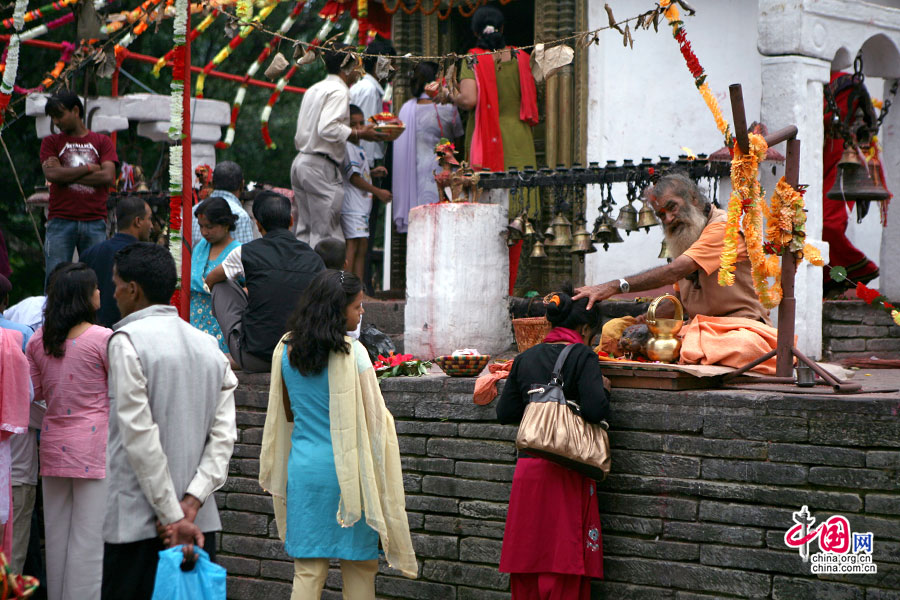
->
xmin=776 ymin=138 xmax=801 ymax=377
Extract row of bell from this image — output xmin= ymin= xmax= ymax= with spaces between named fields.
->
xmin=510 ymin=213 xmax=670 ymax=259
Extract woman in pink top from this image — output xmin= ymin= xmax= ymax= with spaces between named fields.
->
xmin=26 ymin=262 xmax=111 ymax=600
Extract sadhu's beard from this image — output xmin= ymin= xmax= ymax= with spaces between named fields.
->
xmin=663 ymin=202 xmax=708 ymax=257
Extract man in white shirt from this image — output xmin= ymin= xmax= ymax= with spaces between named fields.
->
xmin=349 ymin=38 xmax=396 ymax=168
xmin=290 ymin=43 xmax=386 ymax=247
xmin=190 ymin=161 xmax=256 ymax=246
xmin=102 ymin=243 xmax=237 ymax=600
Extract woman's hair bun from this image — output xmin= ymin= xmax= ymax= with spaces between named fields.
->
xmin=544 ymin=292 xmax=574 ymax=326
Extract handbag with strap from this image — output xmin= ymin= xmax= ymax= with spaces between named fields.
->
xmin=515 ymin=344 xmax=611 ymax=480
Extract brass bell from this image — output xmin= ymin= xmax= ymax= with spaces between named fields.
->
xmin=546 ymin=213 xmax=573 ymax=247
xmin=543 ymin=225 xmax=556 ymax=241
xmin=826 ymin=147 xmax=891 ymax=203
xmin=594 ymin=218 xmax=624 ymax=250
xmin=614 ymin=203 xmax=639 ymax=234
xmin=637 ymin=202 xmax=660 ymax=230
xmin=570 ymin=227 xmax=596 ymax=256
xmin=592 ymin=215 xmax=612 ymax=237
xmin=592 ymin=215 xmax=614 ymax=242
xmin=529 ymin=239 xmax=547 ymax=258
xmin=507 ymin=213 xmax=526 ymax=241
xmin=658 ymin=239 xmax=672 ymax=259
xmin=524 ymin=219 xmax=536 ymax=237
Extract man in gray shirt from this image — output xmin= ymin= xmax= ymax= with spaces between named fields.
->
xmin=101 ymin=243 xmax=237 ymax=600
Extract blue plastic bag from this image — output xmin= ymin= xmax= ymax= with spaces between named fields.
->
xmin=151 ymin=546 xmax=226 ymax=600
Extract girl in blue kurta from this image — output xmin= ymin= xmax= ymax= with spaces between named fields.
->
xmin=280 ymin=269 xmax=381 ymax=599
xmin=190 ymin=198 xmax=240 ymax=354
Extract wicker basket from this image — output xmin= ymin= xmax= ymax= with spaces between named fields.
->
xmin=512 ymin=317 xmax=552 ymax=353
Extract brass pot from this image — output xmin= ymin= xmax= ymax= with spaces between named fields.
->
xmin=645 ymin=294 xmax=684 ymax=363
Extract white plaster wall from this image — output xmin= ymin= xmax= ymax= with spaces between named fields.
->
xmin=584 ymin=0 xmax=762 ymax=286
xmin=405 ymin=203 xmax=512 ymax=357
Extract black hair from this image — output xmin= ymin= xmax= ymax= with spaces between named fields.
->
xmin=411 ymin=62 xmax=439 ymax=98
xmin=544 ymin=283 xmax=602 ymax=332
xmin=212 ymin=161 xmax=243 ymax=193
xmin=45 ymin=90 xmax=84 ymax=119
xmin=42 ymin=263 xmax=97 ymax=358
xmin=314 ymin=238 xmax=347 ymax=270
xmin=252 ymin=190 xmax=292 ymax=231
xmin=196 ymin=197 xmax=238 ymax=232
xmin=116 ymin=196 xmax=149 ymax=231
xmin=114 ymin=243 xmax=176 ymax=305
xmin=322 ymin=43 xmax=351 ymax=75
xmin=349 ymin=104 xmax=364 ymax=118
xmin=362 ymin=38 xmax=396 ymax=75
xmin=471 ymin=6 xmax=506 ymax=51
xmin=286 ymin=269 xmax=363 ymax=375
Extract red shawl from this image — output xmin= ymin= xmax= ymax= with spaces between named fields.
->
xmin=468 ymin=47 xmax=539 ymax=172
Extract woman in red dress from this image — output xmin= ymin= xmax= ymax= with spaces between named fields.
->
xmin=496 ymin=287 xmax=609 ymax=599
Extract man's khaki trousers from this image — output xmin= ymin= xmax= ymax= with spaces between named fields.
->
xmin=290 ymin=558 xmax=378 ymax=600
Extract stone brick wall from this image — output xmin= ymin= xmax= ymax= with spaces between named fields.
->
xmin=823 ymin=300 xmax=900 ymax=361
xmin=219 ymin=372 xmax=900 ymax=599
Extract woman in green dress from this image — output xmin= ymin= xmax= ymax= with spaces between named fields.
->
xmin=454 ymin=5 xmax=539 ymax=294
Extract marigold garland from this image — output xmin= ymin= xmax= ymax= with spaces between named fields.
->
xmin=2 ymin=0 xmax=75 ymax=29
xmin=660 ymin=0 xmax=732 ymax=146
xmin=218 ymin=0 xmax=305 ymax=149
xmin=195 ymin=0 xmax=277 ymax=98
xmin=152 ymin=10 xmax=217 ymax=77
xmin=261 ymin=19 xmax=333 ymax=149
xmin=719 ymin=133 xmax=766 ymax=287
xmin=0 ymin=0 xmax=29 ymax=128
xmin=167 ymin=0 xmax=188 ymax=299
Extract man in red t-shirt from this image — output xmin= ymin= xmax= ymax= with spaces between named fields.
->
xmin=40 ymin=91 xmax=117 ymax=289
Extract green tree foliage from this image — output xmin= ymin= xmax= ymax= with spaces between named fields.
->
xmin=0 ymin=0 xmax=342 ymax=302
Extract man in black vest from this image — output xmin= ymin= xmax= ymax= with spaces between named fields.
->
xmin=206 ymin=191 xmax=324 ymax=372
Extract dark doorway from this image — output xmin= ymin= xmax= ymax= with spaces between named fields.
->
xmin=449 ymin=0 xmax=535 ymax=55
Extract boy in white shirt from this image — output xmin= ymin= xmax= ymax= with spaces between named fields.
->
xmin=342 ymin=104 xmax=392 ymax=283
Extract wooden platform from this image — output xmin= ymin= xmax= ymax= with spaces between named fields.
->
xmin=601 ymin=362 xmax=723 ymax=390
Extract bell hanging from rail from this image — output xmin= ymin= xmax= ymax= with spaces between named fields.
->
xmin=543 ymin=224 xmax=556 ymax=241
xmin=507 ymin=213 xmax=526 ymax=241
xmin=593 ymin=216 xmax=624 ymax=250
xmin=658 ymin=239 xmax=672 ymax=259
xmin=529 ymin=239 xmax=547 ymax=258
xmin=637 ymin=202 xmax=660 ymax=231
xmin=570 ymin=223 xmax=594 ymax=254
xmin=593 ymin=215 xmax=613 ymax=237
xmin=524 ymin=219 xmax=536 ymax=237
xmin=547 ymin=213 xmax=573 ymax=247
xmin=614 ymin=203 xmax=639 ymax=234
xmin=826 ymin=147 xmax=891 ymax=203
xmin=570 ymin=226 xmax=597 ymax=256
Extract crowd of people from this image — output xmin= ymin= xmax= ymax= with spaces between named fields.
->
xmin=0 ymin=4 xmax=809 ymax=600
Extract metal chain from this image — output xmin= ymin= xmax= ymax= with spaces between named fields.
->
xmin=824 ymin=82 xmax=852 ymax=144
xmin=876 ymin=79 xmax=898 ymax=130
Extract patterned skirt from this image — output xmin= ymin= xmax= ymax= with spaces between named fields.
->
xmin=499 ymin=456 xmax=604 ymax=578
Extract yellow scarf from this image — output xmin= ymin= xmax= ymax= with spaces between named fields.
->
xmin=258 ymin=334 xmax=417 ymax=578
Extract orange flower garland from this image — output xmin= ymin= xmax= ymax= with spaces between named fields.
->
xmin=719 ymin=133 xmax=766 ymax=287
xmin=660 ymin=0 xmax=732 ymax=145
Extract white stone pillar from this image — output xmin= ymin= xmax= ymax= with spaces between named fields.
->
xmin=879 ymin=78 xmax=900 ymax=298
xmin=760 ymin=55 xmax=831 ymax=358
xmin=405 ymin=203 xmax=512 ymax=358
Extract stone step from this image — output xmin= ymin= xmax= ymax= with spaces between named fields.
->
xmin=363 ymin=299 xmax=405 ymax=335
